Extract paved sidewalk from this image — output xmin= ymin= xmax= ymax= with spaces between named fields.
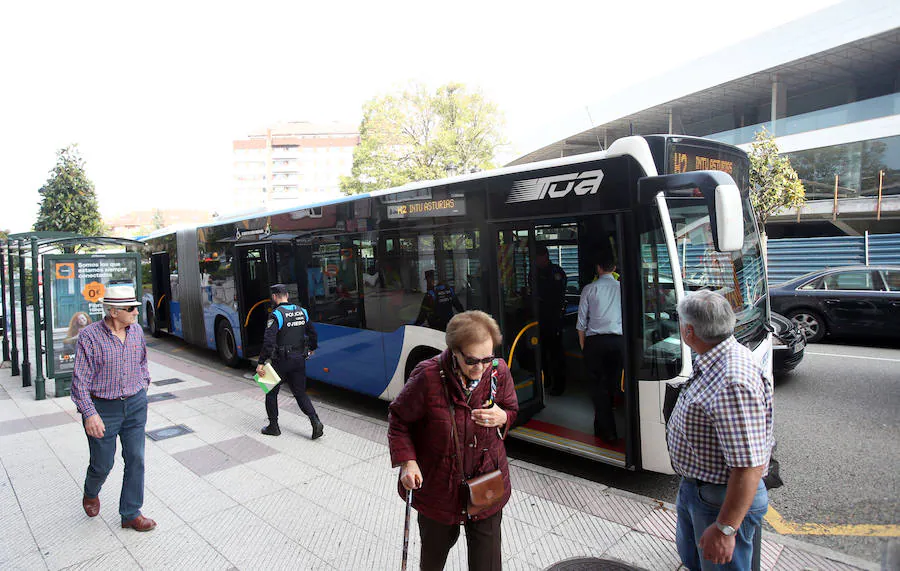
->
xmin=0 ymin=350 xmax=878 ymax=570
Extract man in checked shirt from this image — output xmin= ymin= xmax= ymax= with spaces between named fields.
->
xmin=667 ymin=290 xmax=773 ymax=571
xmin=71 ymin=285 xmax=156 ymax=532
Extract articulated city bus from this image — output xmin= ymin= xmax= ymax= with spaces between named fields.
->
xmin=142 ymin=135 xmax=770 ymax=474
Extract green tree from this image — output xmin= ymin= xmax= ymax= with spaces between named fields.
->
xmin=152 ymin=209 xmax=165 ymax=230
xmin=748 ymin=128 xmax=805 ymax=232
xmin=33 ymin=145 xmax=104 ymax=236
xmin=341 ymin=82 xmax=505 ymax=195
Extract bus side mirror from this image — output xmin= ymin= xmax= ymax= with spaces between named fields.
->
xmin=714 ymin=184 xmax=743 ymax=252
xmin=637 ymin=170 xmax=744 ymax=252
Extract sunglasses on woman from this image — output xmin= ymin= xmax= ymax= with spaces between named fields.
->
xmin=456 ymin=351 xmax=495 ymax=367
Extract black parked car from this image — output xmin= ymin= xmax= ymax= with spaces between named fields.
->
xmin=771 ymin=311 xmax=805 ymax=375
xmin=769 ymin=266 xmax=900 ymax=343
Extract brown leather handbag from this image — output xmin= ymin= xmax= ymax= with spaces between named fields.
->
xmin=442 ymin=370 xmax=505 ymax=517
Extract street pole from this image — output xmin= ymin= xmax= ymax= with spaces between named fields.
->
xmin=31 ymin=237 xmax=45 ymax=400
xmin=18 ymin=240 xmax=32 ymax=387
xmin=8 ymin=241 xmax=19 ymax=376
xmin=1 ymin=245 xmax=9 ymax=362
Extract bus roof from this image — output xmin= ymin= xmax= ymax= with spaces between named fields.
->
xmin=140 ymin=134 xmax=740 ymax=240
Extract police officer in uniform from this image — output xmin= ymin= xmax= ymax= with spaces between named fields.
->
xmin=415 ymin=269 xmax=464 ymax=331
xmin=257 ymin=284 xmax=324 ymax=439
xmin=534 ymin=245 xmax=568 ymax=395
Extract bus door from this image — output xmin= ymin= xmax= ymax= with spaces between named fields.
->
xmin=149 ymin=252 xmax=172 ymax=333
xmin=235 ymin=243 xmax=272 ymax=359
xmin=493 ymin=223 xmax=544 ymax=422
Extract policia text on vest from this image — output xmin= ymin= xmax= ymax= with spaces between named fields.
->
xmin=257 ymin=284 xmax=324 ymax=439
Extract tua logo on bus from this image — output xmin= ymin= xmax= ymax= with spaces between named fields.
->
xmin=505 ymin=169 xmax=604 ymax=204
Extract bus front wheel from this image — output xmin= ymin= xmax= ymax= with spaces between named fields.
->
xmin=216 ymin=319 xmax=241 ymax=368
xmin=405 ymin=347 xmax=441 ymax=382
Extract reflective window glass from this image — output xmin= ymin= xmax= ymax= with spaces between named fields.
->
xmin=366 ymin=229 xmax=481 ymax=333
xmin=823 ymin=271 xmax=876 ymax=291
xmin=881 ymin=270 xmax=900 ymax=291
xmin=637 ymin=205 xmax=681 ymax=380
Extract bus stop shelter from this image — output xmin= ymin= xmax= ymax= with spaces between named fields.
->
xmin=1 ymin=233 xmax=143 ymax=400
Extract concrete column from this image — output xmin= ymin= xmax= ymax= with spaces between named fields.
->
xmin=771 ymin=74 xmax=787 ymax=135
xmin=667 ymin=107 xmax=682 ymax=134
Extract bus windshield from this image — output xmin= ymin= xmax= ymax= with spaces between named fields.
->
xmin=667 ymin=195 xmax=768 ymax=346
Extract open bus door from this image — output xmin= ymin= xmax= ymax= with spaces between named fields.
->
xmin=234 ymin=243 xmax=272 ymax=360
xmin=149 ymin=252 xmax=172 ymax=337
xmin=493 ymin=224 xmax=544 ymax=423
xmin=495 ymin=215 xmax=634 ymax=467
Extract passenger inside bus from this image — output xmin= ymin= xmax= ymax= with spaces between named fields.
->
xmin=533 ymin=245 xmax=568 ymax=395
xmin=576 ymin=250 xmax=623 ymax=443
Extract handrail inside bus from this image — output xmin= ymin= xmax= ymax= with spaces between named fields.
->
xmin=508 ymin=321 xmax=539 ymax=369
xmin=244 ymin=299 xmax=270 ymax=327
xmin=155 ymin=294 xmax=166 ymax=310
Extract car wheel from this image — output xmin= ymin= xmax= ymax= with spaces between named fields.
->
xmin=787 ymin=310 xmax=825 ymax=343
xmin=215 ymin=319 xmax=241 ymax=368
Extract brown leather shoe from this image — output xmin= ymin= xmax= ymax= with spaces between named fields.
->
xmin=82 ymin=495 xmax=100 ymax=517
xmin=121 ymin=515 xmax=157 ymax=532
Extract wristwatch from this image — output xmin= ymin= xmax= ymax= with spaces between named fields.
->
xmin=716 ymin=522 xmax=737 ymax=537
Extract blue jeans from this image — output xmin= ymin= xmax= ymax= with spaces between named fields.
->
xmin=675 ymin=478 xmax=768 ymax=571
xmin=83 ymin=389 xmax=148 ymax=522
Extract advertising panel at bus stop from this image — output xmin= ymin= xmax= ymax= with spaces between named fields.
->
xmin=42 ymin=253 xmax=142 ymax=381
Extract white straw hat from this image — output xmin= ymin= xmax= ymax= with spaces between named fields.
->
xmin=99 ymin=285 xmax=141 ymax=307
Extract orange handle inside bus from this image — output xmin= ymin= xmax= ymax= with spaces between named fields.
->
xmin=244 ymin=299 xmax=270 ymax=327
xmin=507 ymin=321 xmax=545 ymax=390
xmin=156 ymin=294 xmax=166 ymax=310
xmin=507 ymin=321 xmax=539 ymax=366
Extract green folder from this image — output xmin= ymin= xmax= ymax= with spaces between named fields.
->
xmin=255 ymin=374 xmax=278 ymax=394
xmin=254 ymin=362 xmax=281 ymax=393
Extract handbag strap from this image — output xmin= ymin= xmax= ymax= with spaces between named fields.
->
xmin=440 ymin=370 xmax=467 ymax=483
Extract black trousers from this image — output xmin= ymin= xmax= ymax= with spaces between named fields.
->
xmin=265 ymin=355 xmax=317 ymax=422
xmin=583 ymin=334 xmax=623 ymax=440
xmin=539 ymin=320 xmax=567 ymax=392
xmin=418 ymin=511 xmax=502 ymax=571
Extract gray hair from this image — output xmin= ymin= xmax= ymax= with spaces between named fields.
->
xmin=677 ymin=290 xmax=736 ymax=343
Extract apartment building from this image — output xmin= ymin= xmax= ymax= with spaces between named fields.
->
xmin=232 ymin=121 xmax=359 ymax=213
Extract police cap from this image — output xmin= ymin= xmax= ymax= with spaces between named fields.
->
xmin=270 ymin=284 xmax=288 ymax=296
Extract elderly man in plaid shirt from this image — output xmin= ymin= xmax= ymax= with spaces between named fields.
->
xmin=667 ymin=290 xmax=773 ymax=570
xmin=71 ymin=285 xmax=156 ymax=532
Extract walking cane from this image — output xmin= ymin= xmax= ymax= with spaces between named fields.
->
xmin=401 ymin=489 xmax=412 ymax=571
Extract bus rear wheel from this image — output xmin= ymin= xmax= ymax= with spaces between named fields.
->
xmin=216 ymin=319 xmax=241 ymax=368
xmin=147 ymin=303 xmax=162 ymax=338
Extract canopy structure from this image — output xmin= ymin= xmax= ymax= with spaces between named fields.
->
xmin=1 ymin=234 xmax=144 ymax=400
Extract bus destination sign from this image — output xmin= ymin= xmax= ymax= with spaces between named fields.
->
xmin=670 ymin=146 xmax=735 ymax=176
xmin=387 ymin=197 xmax=466 ymax=220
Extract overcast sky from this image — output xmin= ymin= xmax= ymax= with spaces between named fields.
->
xmin=0 ymin=0 xmax=837 ymax=233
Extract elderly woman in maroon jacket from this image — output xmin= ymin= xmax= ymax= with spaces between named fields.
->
xmin=389 ymin=310 xmax=518 ymax=571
